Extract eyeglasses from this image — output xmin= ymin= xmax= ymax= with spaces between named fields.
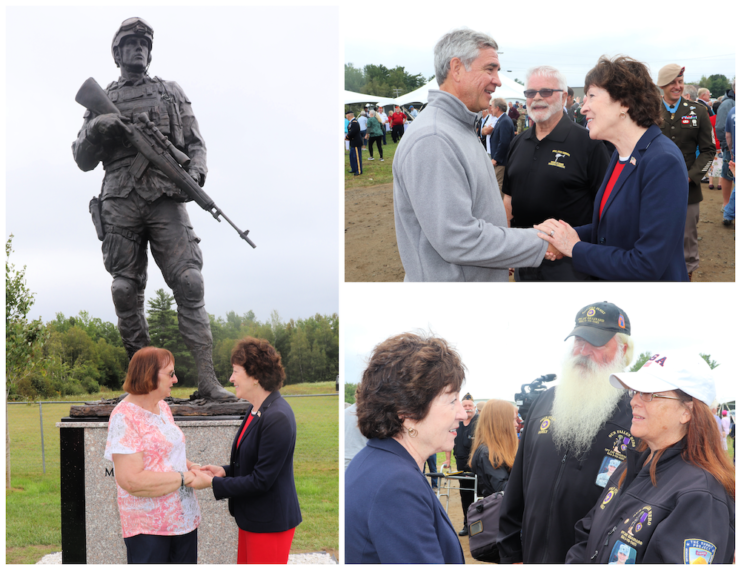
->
xmin=523 ymin=89 xmax=563 ymax=99
xmin=627 ymin=389 xmax=681 ymax=403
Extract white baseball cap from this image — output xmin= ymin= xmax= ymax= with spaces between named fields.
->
xmin=609 ymin=351 xmax=715 ymax=407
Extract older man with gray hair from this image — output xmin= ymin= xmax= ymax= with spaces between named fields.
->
xmin=502 ymin=65 xmax=609 ymax=281
xmin=486 ymin=96 xmax=515 ymax=192
xmin=393 ymin=28 xmax=559 ymax=281
xmin=696 ymin=87 xmax=714 ymax=116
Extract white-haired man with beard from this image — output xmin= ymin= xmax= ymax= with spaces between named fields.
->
xmin=497 ymin=301 xmax=637 ymax=564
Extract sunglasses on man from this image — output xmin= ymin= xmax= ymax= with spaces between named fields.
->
xmin=523 ymin=89 xmax=563 ymax=99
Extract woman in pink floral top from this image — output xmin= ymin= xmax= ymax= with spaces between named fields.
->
xmin=105 ymin=347 xmax=211 ymax=563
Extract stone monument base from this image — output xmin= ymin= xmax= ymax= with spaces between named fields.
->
xmin=58 ymin=416 xmax=243 ymax=564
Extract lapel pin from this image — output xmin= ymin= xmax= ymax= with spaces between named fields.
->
xmin=630 ymin=157 xmax=636 ymax=166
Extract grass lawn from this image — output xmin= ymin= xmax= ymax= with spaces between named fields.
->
xmin=6 ymin=381 xmax=338 ymax=563
xmin=345 ymin=136 xmax=398 ymax=189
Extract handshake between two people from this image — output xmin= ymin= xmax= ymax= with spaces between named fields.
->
xmin=534 ymin=219 xmax=581 ymax=260
xmin=184 ymin=463 xmax=227 ymax=490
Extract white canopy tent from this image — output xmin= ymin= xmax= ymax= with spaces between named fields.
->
xmin=344 ymin=90 xmax=396 ymax=107
xmin=393 ymin=71 xmax=527 ymax=107
xmin=711 ymin=366 xmax=736 ymax=406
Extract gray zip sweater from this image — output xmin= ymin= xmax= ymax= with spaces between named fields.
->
xmin=393 ymin=90 xmax=548 ymax=281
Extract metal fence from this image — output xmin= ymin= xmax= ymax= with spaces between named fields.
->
xmin=8 ymin=392 xmax=339 ymax=474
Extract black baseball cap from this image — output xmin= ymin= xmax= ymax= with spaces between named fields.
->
xmin=564 ymin=302 xmax=630 ymax=347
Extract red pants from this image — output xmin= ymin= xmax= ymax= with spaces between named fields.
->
xmin=237 ymin=527 xmax=295 ymax=564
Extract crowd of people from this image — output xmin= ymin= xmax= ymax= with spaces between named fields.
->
xmin=344 ymin=302 xmax=736 ymax=564
xmin=345 ymin=104 xmax=409 ymax=176
xmin=349 ymin=27 xmax=734 ymax=281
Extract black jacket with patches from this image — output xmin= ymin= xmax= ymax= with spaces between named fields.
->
xmin=497 ymin=387 xmax=635 ymax=563
xmin=565 ymin=439 xmax=735 ymax=564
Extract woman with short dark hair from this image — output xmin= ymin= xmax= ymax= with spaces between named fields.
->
xmin=199 ymin=337 xmax=301 ymax=564
xmin=346 ymin=332 xmax=467 ymax=564
xmin=566 ymin=352 xmax=735 ymax=563
xmin=536 ymin=55 xmax=689 ymax=281
xmin=105 ymin=346 xmax=206 ymax=563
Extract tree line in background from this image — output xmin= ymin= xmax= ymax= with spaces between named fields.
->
xmin=345 ymin=63 xmax=431 ymax=100
xmin=695 ymin=74 xmax=734 ymax=98
xmin=6 ymin=237 xmax=338 ymax=401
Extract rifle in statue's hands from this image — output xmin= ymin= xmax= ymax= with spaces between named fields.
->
xmin=75 ymin=77 xmax=256 ymax=248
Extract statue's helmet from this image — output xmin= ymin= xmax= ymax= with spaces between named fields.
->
xmin=111 ymin=17 xmax=154 ymax=68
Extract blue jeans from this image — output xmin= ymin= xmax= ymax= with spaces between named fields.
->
xmin=724 ymin=185 xmax=735 ymax=220
xmin=721 ymin=148 xmax=735 ymax=181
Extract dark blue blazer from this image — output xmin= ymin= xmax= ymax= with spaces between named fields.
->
xmin=572 ymin=124 xmax=689 ymax=281
xmin=212 ymin=390 xmax=302 ymax=533
xmin=345 ymin=438 xmax=465 ymax=564
xmin=490 ymin=113 xmax=515 ymax=165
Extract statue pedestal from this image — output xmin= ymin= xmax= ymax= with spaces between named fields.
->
xmin=58 ymin=417 xmax=243 ymax=564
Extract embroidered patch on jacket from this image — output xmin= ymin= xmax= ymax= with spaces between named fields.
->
xmin=538 ymin=416 xmax=552 ymax=434
xmin=600 ymin=486 xmax=618 ymax=510
xmin=548 ymin=149 xmax=570 ymax=169
xmin=684 ymin=539 xmax=717 ymax=564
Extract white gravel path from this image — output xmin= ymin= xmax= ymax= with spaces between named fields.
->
xmin=38 ymin=551 xmax=337 ymax=564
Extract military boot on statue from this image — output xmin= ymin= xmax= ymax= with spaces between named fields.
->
xmin=193 ymin=345 xmax=238 ymax=401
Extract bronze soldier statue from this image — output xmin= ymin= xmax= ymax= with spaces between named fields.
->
xmin=72 ymin=17 xmax=235 ymax=401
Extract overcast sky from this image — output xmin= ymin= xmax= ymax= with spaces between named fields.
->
xmin=345 ymin=2 xmax=736 ymax=90
xmin=344 ymin=284 xmax=738 ymax=403
xmin=5 ymin=6 xmax=339 ymax=327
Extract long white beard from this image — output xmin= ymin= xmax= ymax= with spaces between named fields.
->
xmin=551 ymin=350 xmax=627 ymax=457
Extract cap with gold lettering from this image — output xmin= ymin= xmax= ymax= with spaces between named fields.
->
xmin=565 ymin=302 xmax=630 ymax=347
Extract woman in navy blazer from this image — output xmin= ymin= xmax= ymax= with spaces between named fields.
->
xmin=200 ymin=337 xmax=301 ymax=564
xmin=535 ymin=56 xmax=689 ymax=281
xmin=345 ymin=333 xmax=467 ymax=564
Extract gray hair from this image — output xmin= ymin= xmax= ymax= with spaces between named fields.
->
xmin=698 ymin=87 xmax=710 ymax=98
xmin=434 ymin=28 xmax=498 ymax=85
xmin=492 ymin=97 xmax=507 ymax=112
xmin=525 ymin=65 xmax=568 ymax=92
xmin=684 ymin=84 xmax=698 ymax=99
xmin=368 ymin=110 xmax=376 ymax=117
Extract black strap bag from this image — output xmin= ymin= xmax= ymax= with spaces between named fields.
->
xmin=466 ymin=491 xmax=504 ymax=563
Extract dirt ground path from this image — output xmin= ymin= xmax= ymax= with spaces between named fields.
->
xmin=345 ymin=182 xmax=735 ymax=282
xmin=432 ymin=477 xmax=487 ymax=564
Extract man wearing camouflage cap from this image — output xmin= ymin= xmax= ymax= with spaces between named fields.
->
xmin=657 ymin=64 xmax=715 ymax=281
xmin=72 ymin=17 xmax=235 ymax=401
xmin=498 ymin=302 xmax=637 ymax=563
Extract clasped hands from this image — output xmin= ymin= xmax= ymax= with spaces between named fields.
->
xmin=534 ymin=219 xmax=581 ymax=259
xmin=185 ymin=463 xmax=227 ymax=490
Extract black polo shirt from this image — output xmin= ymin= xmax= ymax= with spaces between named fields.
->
xmin=503 ymin=113 xmax=610 ymax=229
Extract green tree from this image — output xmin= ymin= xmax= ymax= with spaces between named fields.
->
xmin=630 ymin=351 xmax=652 ymax=372
xmin=146 ymin=289 xmax=196 ymax=386
xmin=345 ymin=382 xmax=357 ymax=404
xmin=699 ymin=74 xmax=731 ymax=98
xmin=700 ymin=353 xmax=720 ymax=369
xmin=345 ymin=63 xmax=366 ymax=92
xmin=6 ymin=235 xmax=48 ymax=488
